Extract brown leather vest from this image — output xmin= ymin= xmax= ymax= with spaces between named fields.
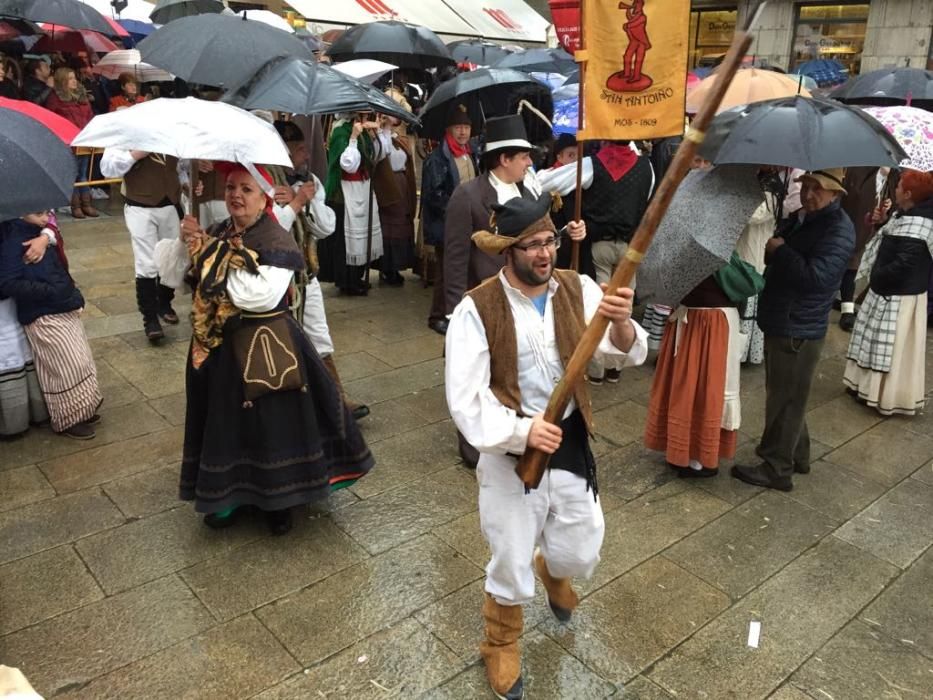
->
xmin=124 ymin=154 xmax=181 ymax=206
xmin=466 ymin=269 xmax=593 ymax=432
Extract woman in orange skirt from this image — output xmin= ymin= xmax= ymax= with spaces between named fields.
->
xmin=644 ymin=275 xmax=743 ymax=477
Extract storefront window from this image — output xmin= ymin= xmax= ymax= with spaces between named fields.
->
xmin=792 ymin=3 xmax=869 ymax=83
xmin=689 ymin=8 xmax=738 ymax=68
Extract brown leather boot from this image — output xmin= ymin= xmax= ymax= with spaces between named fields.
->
xmin=320 ymin=354 xmax=370 ymax=420
xmin=80 ymin=193 xmax=99 ymax=217
xmin=70 ymin=194 xmax=85 ymax=219
xmin=534 ymin=550 xmax=579 ymax=622
xmin=479 ymin=593 xmax=524 ymax=700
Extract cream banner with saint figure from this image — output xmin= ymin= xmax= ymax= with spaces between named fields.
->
xmin=579 ymin=0 xmax=690 ymax=141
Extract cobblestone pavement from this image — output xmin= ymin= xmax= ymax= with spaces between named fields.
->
xmin=2 ymin=209 xmax=932 ymax=700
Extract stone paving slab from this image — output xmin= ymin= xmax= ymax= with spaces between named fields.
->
xmin=834 ymin=477 xmax=933 ymax=568
xmin=56 ymin=615 xmax=300 ymax=700
xmin=1 ymin=575 xmax=215 ymax=697
xmin=0 ymin=545 xmax=104 ymax=636
xmin=255 ymin=535 xmax=481 ymax=666
xmin=647 ymin=537 xmax=898 ymax=699
xmin=0 ymin=465 xmax=55 ymax=514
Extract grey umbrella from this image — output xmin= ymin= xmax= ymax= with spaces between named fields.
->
xmin=224 ymin=55 xmax=418 ymax=125
xmin=0 ymin=109 xmax=76 ymax=221
xmin=699 ymin=96 xmax=907 ymax=170
xmin=0 ymin=0 xmax=117 ymax=36
xmin=149 ymin=0 xmax=223 ymax=25
xmin=137 ymin=13 xmax=312 ymax=88
xmin=637 ymin=165 xmax=764 ymax=307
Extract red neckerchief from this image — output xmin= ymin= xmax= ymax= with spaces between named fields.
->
xmin=445 ymin=132 xmax=472 ymax=159
xmin=596 ymin=143 xmax=638 ymax=182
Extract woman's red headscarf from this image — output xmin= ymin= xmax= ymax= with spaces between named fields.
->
xmin=213 ymin=162 xmax=277 ymax=220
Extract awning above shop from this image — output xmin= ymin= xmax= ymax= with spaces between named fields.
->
xmin=284 ymin=0 xmax=549 ymax=44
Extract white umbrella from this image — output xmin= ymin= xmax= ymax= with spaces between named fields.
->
xmin=79 ymin=0 xmax=156 ymax=24
xmin=72 ymin=97 xmax=291 ymax=167
xmin=92 ymin=49 xmax=173 ymax=81
xmin=332 ymin=58 xmax=398 ymax=85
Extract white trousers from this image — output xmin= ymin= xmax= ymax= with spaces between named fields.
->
xmin=199 ymin=200 xmax=229 ymax=230
xmin=125 ymin=204 xmax=181 ymax=278
xmin=301 ymin=278 xmax=334 ymax=357
xmin=477 ymin=454 xmax=605 ymax=606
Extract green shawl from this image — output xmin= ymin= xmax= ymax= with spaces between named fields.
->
xmin=324 ymin=120 xmax=376 ymax=205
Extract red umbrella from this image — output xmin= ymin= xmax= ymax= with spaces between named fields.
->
xmin=35 ymin=23 xmax=123 ymax=53
xmin=0 ymin=97 xmax=80 ymax=143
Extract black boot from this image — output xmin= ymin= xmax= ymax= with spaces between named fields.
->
xmin=157 ymin=283 xmax=179 ymax=324
xmin=135 ymin=277 xmax=164 ymax=342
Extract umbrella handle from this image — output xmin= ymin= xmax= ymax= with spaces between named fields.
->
xmin=515 ymin=29 xmax=756 ymax=490
xmin=189 ymin=159 xmax=200 ymax=218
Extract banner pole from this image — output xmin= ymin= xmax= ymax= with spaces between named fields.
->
xmin=570 ymin=0 xmax=586 ymax=272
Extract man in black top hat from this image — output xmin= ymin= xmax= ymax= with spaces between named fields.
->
xmin=445 ymin=192 xmax=646 ymax=700
xmin=421 ymin=102 xmax=478 ymax=336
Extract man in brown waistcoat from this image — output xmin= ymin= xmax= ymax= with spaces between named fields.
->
xmin=445 ymin=193 xmax=647 ymax=700
xmin=101 ymin=149 xmax=183 ymax=341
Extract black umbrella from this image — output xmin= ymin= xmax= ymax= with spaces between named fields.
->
xmin=0 ymin=109 xmax=75 ymax=220
xmin=0 ymin=0 xmax=117 ymax=37
xmin=830 ymin=67 xmax=933 ymax=108
xmin=447 ymin=39 xmax=514 ymax=66
xmin=494 ymin=47 xmax=576 ymax=75
xmin=699 ymin=95 xmax=907 ymax=171
xmin=224 ymin=55 xmax=418 ymax=126
xmin=326 ymin=20 xmax=454 ymax=71
xmin=137 ymin=13 xmax=312 ymax=88
xmin=418 ymin=67 xmax=552 ymax=142
xmin=149 ymin=0 xmax=223 ymax=25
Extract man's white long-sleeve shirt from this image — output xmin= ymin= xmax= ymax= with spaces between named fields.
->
xmin=445 ymin=270 xmax=647 ymax=456
xmin=271 ymin=173 xmax=335 ymax=239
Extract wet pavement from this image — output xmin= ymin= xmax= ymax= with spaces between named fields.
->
xmin=2 ymin=206 xmax=932 ymax=699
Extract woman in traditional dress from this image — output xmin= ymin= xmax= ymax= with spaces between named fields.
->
xmin=166 ymin=164 xmax=374 ymax=535
xmin=843 ymin=169 xmax=933 ymax=416
xmin=0 ymin=213 xmax=101 ymax=439
xmin=44 ymin=67 xmax=97 ymax=219
xmin=0 ymin=297 xmax=48 ymax=437
xmin=374 ymin=89 xmax=416 ymax=286
xmin=319 ymin=113 xmax=385 ymax=296
xmin=735 ymin=201 xmax=776 ymax=365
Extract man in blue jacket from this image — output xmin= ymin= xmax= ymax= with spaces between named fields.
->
xmin=421 ymin=104 xmax=478 ymax=335
xmin=733 ymin=169 xmax=855 ymax=491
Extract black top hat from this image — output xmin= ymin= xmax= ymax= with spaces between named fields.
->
xmin=553 ymin=132 xmax=577 ymax=155
xmin=483 ymin=114 xmax=532 ymax=154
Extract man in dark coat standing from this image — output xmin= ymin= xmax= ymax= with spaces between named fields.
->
xmin=734 ymin=169 xmax=855 ymax=492
xmin=421 ymin=103 xmax=478 ymax=335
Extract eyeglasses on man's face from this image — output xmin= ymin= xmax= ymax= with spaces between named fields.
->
xmin=513 ymin=236 xmax=561 ymax=253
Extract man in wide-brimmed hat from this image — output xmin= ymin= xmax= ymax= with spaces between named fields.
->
xmin=445 ymin=192 xmax=647 ymax=700
xmin=443 ymin=114 xmax=587 ymax=470
xmin=733 ymin=168 xmax=854 ymax=492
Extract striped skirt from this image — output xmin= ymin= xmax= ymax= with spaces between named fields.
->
xmin=23 ymin=310 xmax=101 ymax=432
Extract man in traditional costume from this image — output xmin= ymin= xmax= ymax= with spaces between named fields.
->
xmin=445 ymin=193 xmax=647 ymax=700
xmin=268 ymin=120 xmax=369 ymax=421
xmin=101 ymin=148 xmax=183 ymax=341
xmin=421 ymin=103 xmax=478 ymax=335
xmin=444 ymin=115 xmax=586 ymax=469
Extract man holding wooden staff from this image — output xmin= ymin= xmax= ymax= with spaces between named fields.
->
xmin=445 ymin=193 xmax=647 ymax=699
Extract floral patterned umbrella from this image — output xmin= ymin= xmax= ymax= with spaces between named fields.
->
xmin=861 ymin=105 xmax=933 ymax=172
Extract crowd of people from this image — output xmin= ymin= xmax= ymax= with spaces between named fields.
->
xmin=1 ymin=32 xmax=932 ymax=700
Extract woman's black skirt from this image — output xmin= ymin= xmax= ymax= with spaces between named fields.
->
xmin=179 ymin=313 xmax=373 ymax=513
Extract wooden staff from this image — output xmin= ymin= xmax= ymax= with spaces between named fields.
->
xmin=570 ymin=0 xmax=587 ymax=272
xmin=515 ymin=27 xmax=755 ymax=490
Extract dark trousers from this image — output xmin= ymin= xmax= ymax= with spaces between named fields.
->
xmin=756 ymin=335 xmax=825 ymax=477
xmin=428 ymin=245 xmax=447 ymax=323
